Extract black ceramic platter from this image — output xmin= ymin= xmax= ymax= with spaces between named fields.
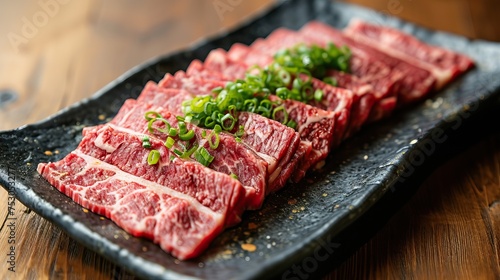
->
xmin=1 ymin=0 xmax=500 ymax=279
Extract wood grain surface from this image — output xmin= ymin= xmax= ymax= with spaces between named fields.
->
xmin=1 ymin=1 xmax=499 ymax=279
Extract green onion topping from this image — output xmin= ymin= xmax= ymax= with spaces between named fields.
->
xmin=142 ymin=136 xmax=151 ymax=149
xmin=179 ymin=130 xmax=195 ymax=141
xmin=142 ymin=43 xmax=351 ymax=165
xmin=165 ymin=136 xmax=175 ymax=149
xmin=180 ymin=43 xmax=350 ymax=133
xmin=147 ymin=150 xmax=161 ymax=165
xmin=207 ymin=131 xmax=220 ymax=149
xmin=145 ymin=111 xmax=162 ymax=121
xmin=273 ymin=43 xmax=351 ymax=77
xmin=194 ymin=147 xmax=214 ymax=167
xmin=148 ymin=117 xmax=171 ymax=134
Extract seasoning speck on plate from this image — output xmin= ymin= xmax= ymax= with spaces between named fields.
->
xmin=248 ymin=222 xmax=258 ymax=230
xmin=241 ymin=243 xmax=257 ymax=252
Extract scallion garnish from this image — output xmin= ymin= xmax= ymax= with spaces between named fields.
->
xmin=220 ymin=113 xmax=236 ymax=131
xmin=272 ymin=105 xmax=289 ymax=125
xmin=168 ymin=127 xmax=178 ymax=137
xmin=148 ymin=117 xmax=172 ymax=134
xmin=142 ymin=136 xmax=151 ymax=149
xmin=273 ymin=43 xmax=351 ymax=76
xmin=214 ymin=124 xmax=222 ymax=134
xmin=147 ymin=150 xmax=161 ymax=165
xmin=178 ymin=122 xmax=188 ymax=135
xmin=180 ymin=44 xmax=351 ymax=132
xmin=182 ymin=143 xmax=199 ymax=159
xmin=314 ymin=89 xmax=324 ymax=102
xmin=143 ymin=43 xmax=351 ymax=167
xmin=165 ymin=136 xmax=175 ymax=149
xmin=194 ymin=147 xmax=214 ymax=167
xmin=207 ymin=130 xmax=220 ymax=149
xmin=144 ymin=111 xmax=162 ymax=121
xmin=173 ymin=149 xmax=183 ymax=156
xmin=286 ymin=120 xmax=297 ymax=130
xmin=234 ymin=125 xmax=245 ymax=137
xmin=179 ymin=130 xmax=195 ymax=141
xmin=322 ymin=76 xmax=337 ymax=86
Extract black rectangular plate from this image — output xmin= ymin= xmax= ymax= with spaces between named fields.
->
xmin=1 ymin=0 xmax=500 ymax=279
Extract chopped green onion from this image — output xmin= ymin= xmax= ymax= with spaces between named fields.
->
xmin=204 ymin=116 xmax=216 ymax=128
xmin=212 ymin=86 xmax=223 ymax=94
xmin=276 ymin=87 xmax=290 ymax=99
xmin=194 ymin=147 xmax=214 ymax=167
xmin=213 ymin=124 xmax=222 ymax=134
xmin=178 ymin=43 xmax=351 ymax=131
xmin=220 ymin=113 xmax=236 ymax=131
xmin=259 ymin=99 xmax=273 ymax=110
xmin=207 ymin=131 xmax=220 ymax=149
xmin=191 ymin=96 xmax=211 ymax=114
xmin=230 ymin=173 xmax=238 ymax=180
xmin=180 ymin=143 xmax=198 ymax=159
xmin=147 ymin=150 xmax=161 ymax=165
xmin=244 ymin=99 xmax=258 ymax=112
xmin=278 ymin=69 xmax=291 ymax=85
xmin=148 ymin=118 xmax=171 ymax=134
xmin=323 ymin=77 xmax=337 ymax=86
xmin=300 ymin=84 xmax=314 ymax=100
xmin=179 ymin=130 xmax=195 ymax=141
xmin=256 ymin=106 xmax=271 ymax=118
xmin=234 ymin=125 xmax=245 ymax=137
xmin=287 ymin=120 xmax=297 ymax=130
xmin=204 ymin=102 xmax=216 ymax=115
xmin=168 ymin=127 xmax=178 ymax=137
xmin=292 ymin=78 xmax=303 ymax=90
xmin=142 ymin=136 xmax=151 ymax=149
xmin=178 ymin=122 xmax=188 ymax=135
xmin=144 ymin=111 xmax=162 ymax=121
xmin=272 ymin=106 xmax=289 ymax=125
xmin=274 ymin=42 xmax=351 ymax=76
xmin=165 ymin=137 xmax=175 ymax=149
xmin=314 ymin=89 xmax=324 ymax=102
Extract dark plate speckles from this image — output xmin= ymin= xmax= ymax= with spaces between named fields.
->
xmin=1 ymin=1 xmax=500 ymax=279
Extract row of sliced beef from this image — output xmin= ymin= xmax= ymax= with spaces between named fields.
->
xmin=37 ymin=19 xmax=474 ymax=260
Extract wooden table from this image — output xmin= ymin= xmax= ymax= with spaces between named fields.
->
xmin=1 ymin=1 xmax=499 ymax=279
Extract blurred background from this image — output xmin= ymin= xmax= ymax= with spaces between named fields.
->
xmin=1 ymin=0 xmax=500 ymax=131
xmin=345 ymin=0 xmax=500 ymax=41
xmin=0 ymin=0 xmax=274 ymax=131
